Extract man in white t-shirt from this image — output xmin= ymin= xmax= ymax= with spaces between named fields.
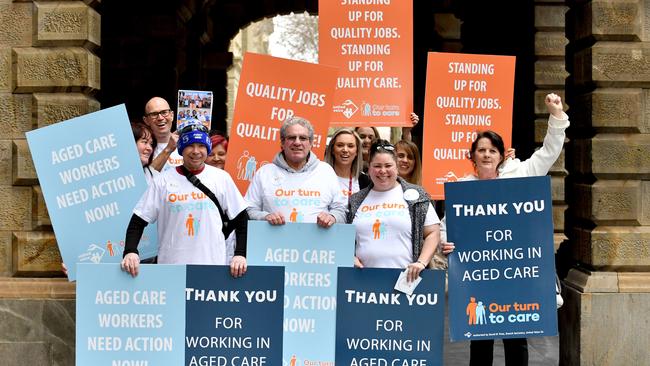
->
xmin=142 ymin=96 xmax=182 ymax=171
xmin=245 ymin=116 xmax=346 ymax=228
xmin=121 ymin=121 xmax=249 ymax=277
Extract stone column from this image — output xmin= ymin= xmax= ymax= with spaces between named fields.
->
xmin=0 ymin=1 xmax=99 ymax=364
xmin=534 ymin=0 xmax=569 ymax=250
xmin=564 ymin=0 xmax=650 ymax=364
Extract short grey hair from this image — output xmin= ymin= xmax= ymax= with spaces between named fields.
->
xmin=280 ymin=116 xmax=314 ymax=142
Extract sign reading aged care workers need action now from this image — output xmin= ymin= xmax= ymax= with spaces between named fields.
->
xmin=26 ymin=105 xmax=158 ymax=280
xmin=247 ymin=221 xmax=355 ymax=366
xmin=76 ymin=264 xmax=284 ymax=365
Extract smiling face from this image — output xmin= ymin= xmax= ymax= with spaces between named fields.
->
xmin=396 ymin=146 xmax=414 ymax=178
xmin=136 ymin=129 xmax=154 ymax=167
xmin=143 ymin=97 xmax=173 ymax=141
xmin=332 ymin=133 xmax=358 ymax=170
xmin=472 ymin=137 xmax=504 ymax=178
xmin=206 ymin=143 xmax=227 ymax=169
xmin=368 ymin=152 xmax=399 ymax=192
xmin=356 ymin=127 xmax=376 ymax=160
xmin=281 ymin=124 xmax=312 ymax=170
xmin=182 ymin=143 xmax=207 ymax=171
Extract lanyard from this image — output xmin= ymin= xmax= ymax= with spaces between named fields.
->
xmin=348 ymin=175 xmax=353 ymax=204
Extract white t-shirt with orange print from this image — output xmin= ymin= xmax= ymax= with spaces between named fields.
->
xmin=133 ymin=165 xmax=247 ymax=265
xmin=337 ymin=176 xmax=361 ymax=200
xmin=353 ymin=185 xmax=439 ymax=268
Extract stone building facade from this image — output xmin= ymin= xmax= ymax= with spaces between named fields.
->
xmin=0 ymin=0 xmax=648 ymax=365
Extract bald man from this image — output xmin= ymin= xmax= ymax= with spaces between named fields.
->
xmin=143 ymin=97 xmax=181 ymax=171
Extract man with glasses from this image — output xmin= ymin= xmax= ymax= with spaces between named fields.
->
xmin=245 ymin=116 xmax=346 ymax=228
xmin=143 ymin=96 xmax=182 ymax=171
xmin=121 ymin=121 xmax=249 ymax=278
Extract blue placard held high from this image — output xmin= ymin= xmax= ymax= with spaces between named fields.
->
xmin=26 ymin=105 xmax=157 ymax=280
xmin=445 ymin=176 xmax=558 ymax=341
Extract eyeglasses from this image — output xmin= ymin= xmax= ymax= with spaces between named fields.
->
xmin=283 ymin=135 xmax=311 ymax=143
xmin=145 ymin=109 xmax=173 ymax=118
xmin=179 ymin=123 xmax=209 ymax=135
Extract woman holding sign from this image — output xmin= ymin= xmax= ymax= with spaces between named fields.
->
xmin=443 ymin=93 xmax=568 ymax=366
xmin=346 ymin=139 xmax=441 ymax=283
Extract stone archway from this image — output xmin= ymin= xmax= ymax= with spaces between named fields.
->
xmin=12 ymin=1 xmax=650 ymax=365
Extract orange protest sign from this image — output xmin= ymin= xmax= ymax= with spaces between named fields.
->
xmin=422 ymin=52 xmax=515 ymax=199
xmin=226 ymin=53 xmax=338 ymax=194
xmin=319 ymin=0 xmax=412 ymax=127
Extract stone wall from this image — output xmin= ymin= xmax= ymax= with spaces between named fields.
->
xmin=534 ymin=0 xmax=569 ymax=250
xmin=0 ymin=1 xmax=99 ymax=364
xmin=564 ymin=0 xmax=650 ymax=364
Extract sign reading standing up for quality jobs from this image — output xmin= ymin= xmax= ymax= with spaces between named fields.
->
xmin=320 ymin=0 xmax=413 ymax=126
xmin=422 ymin=52 xmax=515 ymax=199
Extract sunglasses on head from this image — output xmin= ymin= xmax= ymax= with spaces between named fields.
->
xmin=372 ymin=143 xmax=395 ymax=152
xmin=179 ymin=123 xmax=209 ymax=135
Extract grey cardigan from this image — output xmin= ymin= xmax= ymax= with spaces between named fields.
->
xmin=346 ymin=177 xmax=432 ymax=262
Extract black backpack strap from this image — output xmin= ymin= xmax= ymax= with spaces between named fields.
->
xmin=179 ymin=165 xmax=229 ymax=224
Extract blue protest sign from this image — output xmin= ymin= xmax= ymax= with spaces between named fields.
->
xmin=26 ymin=105 xmax=157 ymax=280
xmin=76 ymin=264 xmax=284 ymax=365
xmin=445 ymin=176 xmax=558 ymax=341
xmin=247 ymin=221 xmax=356 ymax=366
xmin=76 ymin=264 xmax=186 ymax=365
xmin=184 ymin=265 xmax=284 ymax=365
xmin=336 ymin=267 xmax=445 ymax=366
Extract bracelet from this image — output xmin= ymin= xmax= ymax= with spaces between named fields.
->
xmin=416 ymin=260 xmax=427 ymax=268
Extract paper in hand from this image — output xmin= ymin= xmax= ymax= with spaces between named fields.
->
xmin=394 ymin=268 xmax=422 ymax=295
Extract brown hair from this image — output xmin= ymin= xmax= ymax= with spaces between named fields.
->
xmin=469 ymin=130 xmax=506 ymax=171
xmin=325 ymin=128 xmax=363 ymax=178
xmin=395 ymin=140 xmax=422 ymax=185
xmin=131 ymin=122 xmax=157 ymax=167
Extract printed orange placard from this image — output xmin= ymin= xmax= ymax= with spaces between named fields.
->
xmin=422 ymin=52 xmax=515 ymax=199
xmin=226 ymin=53 xmax=338 ymax=194
xmin=319 ymin=0 xmax=412 ymax=126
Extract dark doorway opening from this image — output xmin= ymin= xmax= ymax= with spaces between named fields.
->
xmin=100 ymin=0 xmax=535 ymax=155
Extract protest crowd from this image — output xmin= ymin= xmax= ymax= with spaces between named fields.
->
xmin=50 ymin=13 xmax=568 ymax=363
xmin=71 ymin=85 xmax=565 ymax=365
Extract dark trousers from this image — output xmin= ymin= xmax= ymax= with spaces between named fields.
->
xmin=469 ymin=338 xmax=528 ymax=366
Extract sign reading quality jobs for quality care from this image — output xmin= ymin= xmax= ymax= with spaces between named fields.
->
xmin=226 ymin=53 xmax=338 ymax=195
xmin=320 ymin=0 xmax=413 ymax=126
xmin=422 ymin=52 xmax=515 ymax=199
